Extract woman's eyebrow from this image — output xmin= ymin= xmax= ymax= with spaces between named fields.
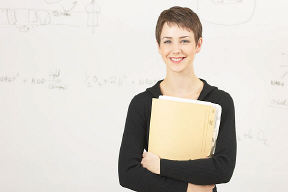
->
xmin=179 ymin=36 xmax=190 ymax=38
xmin=162 ymin=36 xmax=190 ymax=39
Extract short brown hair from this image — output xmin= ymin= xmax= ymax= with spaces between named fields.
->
xmin=155 ymin=6 xmax=202 ymax=45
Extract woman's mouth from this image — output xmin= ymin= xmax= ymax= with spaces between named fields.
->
xmin=170 ymin=57 xmax=185 ymax=64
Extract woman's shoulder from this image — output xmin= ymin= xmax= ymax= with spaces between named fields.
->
xmin=129 ymin=80 xmax=162 ymax=105
xmin=203 ymin=84 xmax=235 ymax=114
xmin=131 ymin=91 xmax=152 ymax=104
xmin=127 ymin=90 xmax=153 ymax=112
xmin=216 ymin=89 xmax=234 ymax=103
xmin=211 ymin=89 xmax=235 ymax=117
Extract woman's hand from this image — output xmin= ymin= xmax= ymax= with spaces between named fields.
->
xmin=187 ymin=183 xmax=215 ymax=192
xmin=141 ymin=152 xmax=215 ymax=192
xmin=141 ymin=151 xmax=160 ymax=175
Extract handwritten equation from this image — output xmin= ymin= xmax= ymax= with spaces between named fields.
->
xmin=84 ymin=74 xmax=158 ymax=87
xmin=237 ymin=128 xmax=269 ymax=146
xmin=0 ymin=0 xmax=100 ymax=32
xmin=0 ymin=70 xmax=66 ymax=90
xmin=269 ymin=62 xmax=288 ymax=109
xmin=0 ymin=71 xmax=159 ymax=90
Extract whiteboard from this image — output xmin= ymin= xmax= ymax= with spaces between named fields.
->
xmin=0 ymin=0 xmax=287 ymax=191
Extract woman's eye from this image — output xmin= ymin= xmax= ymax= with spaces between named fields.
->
xmin=181 ymin=40 xmax=190 ymax=43
xmin=163 ymin=40 xmax=171 ymax=44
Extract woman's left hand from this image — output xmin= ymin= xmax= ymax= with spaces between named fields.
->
xmin=141 ymin=151 xmax=160 ymax=175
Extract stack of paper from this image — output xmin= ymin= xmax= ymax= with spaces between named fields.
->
xmin=148 ymin=96 xmax=222 ymax=160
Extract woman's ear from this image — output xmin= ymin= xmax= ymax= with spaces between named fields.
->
xmin=195 ymin=37 xmax=203 ymax=53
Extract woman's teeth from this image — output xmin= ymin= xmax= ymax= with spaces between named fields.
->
xmin=170 ymin=57 xmax=185 ymax=62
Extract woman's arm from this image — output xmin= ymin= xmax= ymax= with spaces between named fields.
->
xmin=141 ymin=151 xmax=216 ymax=192
xmin=118 ymin=94 xmax=188 ymax=192
xmin=159 ymin=92 xmax=237 ymax=185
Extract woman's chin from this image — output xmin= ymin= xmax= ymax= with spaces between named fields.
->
xmin=167 ymin=65 xmax=187 ymax=73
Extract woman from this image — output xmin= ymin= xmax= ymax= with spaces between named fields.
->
xmin=118 ymin=6 xmax=236 ymax=192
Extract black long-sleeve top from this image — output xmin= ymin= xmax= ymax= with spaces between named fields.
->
xmin=118 ymin=79 xmax=237 ymax=192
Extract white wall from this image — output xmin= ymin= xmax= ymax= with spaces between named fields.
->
xmin=0 ymin=0 xmax=287 ymax=191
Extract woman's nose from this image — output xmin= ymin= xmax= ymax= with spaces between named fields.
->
xmin=171 ymin=43 xmax=181 ymax=53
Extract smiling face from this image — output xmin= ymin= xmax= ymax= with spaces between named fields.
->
xmin=158 ymin=22 xmax=202 ymax=74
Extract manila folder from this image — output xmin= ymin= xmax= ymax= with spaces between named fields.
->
xmin=148 ymin=98 xmax=216 ymax=160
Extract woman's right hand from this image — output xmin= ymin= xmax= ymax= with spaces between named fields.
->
xmin=186 ymin=183 xmax=215 ymax=192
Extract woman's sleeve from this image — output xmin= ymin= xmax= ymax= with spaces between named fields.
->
xmin=159 ymin=92 xmax=237 ymax=185
xmin=118 ymin=95 xmax=188 ymax=192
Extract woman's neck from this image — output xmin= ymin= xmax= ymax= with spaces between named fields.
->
xmin=160 ymin=72 xmax=203 ymax=99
